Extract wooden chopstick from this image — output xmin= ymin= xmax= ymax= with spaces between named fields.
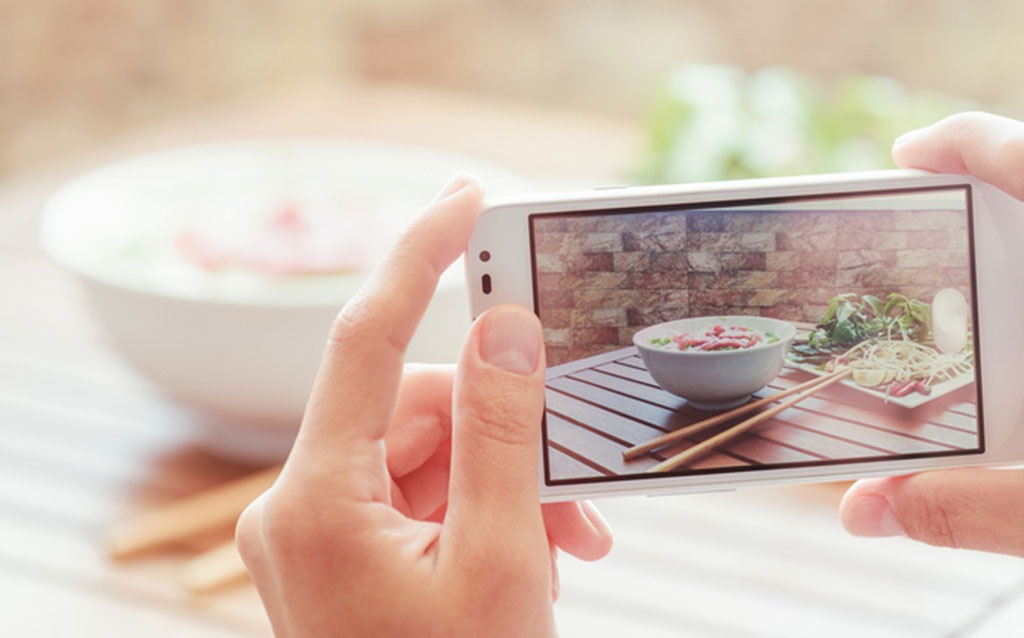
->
xmin=107 ymin=465 xmax=281 ymax=560
xmin=646 ymin=369 xmax=853 ymax=473
xmin=181 ymin=540 xmax=249 ymax=594
xmin=623 ymin=368 xmax=849 ymax=461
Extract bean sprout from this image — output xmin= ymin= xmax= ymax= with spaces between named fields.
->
xmin=836 ymin=339 xmax=973 ymax=389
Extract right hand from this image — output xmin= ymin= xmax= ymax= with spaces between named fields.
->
xmin=891 ymin=110 xmax=1024 ymax=199
xmin=840 ymin=112 xmax=1024 ymax=556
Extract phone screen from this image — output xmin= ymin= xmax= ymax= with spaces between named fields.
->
xmin=529 ymin=186 xmax=982 ymax=486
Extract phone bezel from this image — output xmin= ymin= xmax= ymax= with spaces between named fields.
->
xmin=467 ymin=170 xmax=1024 ymax=502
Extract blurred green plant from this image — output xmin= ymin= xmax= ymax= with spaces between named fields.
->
xmin=635 ymin=65 xmax=975 ymax=183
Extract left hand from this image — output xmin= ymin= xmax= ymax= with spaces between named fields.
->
xmin=235 ymin=173 xmax=613 ymax=637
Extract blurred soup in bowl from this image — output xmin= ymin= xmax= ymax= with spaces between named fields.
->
xmin=40 ymin=139 xmax=531 ymax=462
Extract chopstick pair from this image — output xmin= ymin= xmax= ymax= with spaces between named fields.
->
xmin=622 ymin=368 xmax=852 ymax=473
xmin=107 ymin=464 xmax=281 ymax=593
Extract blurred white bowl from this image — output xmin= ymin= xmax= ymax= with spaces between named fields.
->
xmin=40 ymin=139 xmax=532 ymax=463
xmin=633 ymin=316 xmax=796 ymax=410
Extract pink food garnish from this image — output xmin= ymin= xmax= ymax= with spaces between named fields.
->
xmin=176 ymin=200 xmax=381 ymax=276
xmin=671 ymin=325 xmax=762 ymax=351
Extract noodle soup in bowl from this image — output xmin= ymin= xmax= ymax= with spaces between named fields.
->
xmin=634 ymin=316 xmax=797 ymax=410
xmin=41 ymin=140 xmax=532 ymax=463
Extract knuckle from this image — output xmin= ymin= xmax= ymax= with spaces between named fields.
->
xmin=938 ymin=110 xmax=997 ymax=139
xmin=246 ymin=486 xmax=329 ymax=550
xmin=942 ymin=110 xmax=987 ymax=132
xmin=899 ymin=478 xmax=970 ymax=549
xmin=245 ymin=480 xmax=382 ymax=557
xmin=994 ymin=136 xmax=1024 ymax=199
xmin=234 ymin=489 xmax=326 ymax=574
xmin=395 ymin=225 xmax=444 ymax=277
xmin=328 ymin=294 xmax=372 ymax=348
xmin=461 ymin=395 xmax=538 ymax=449
xmin=905 ymin=502 xmax=958 ymax=549
xmin=234 ymin=495 xmax=266 ymax=562
xmin=328 ymin=291 xmax=409 ymax=357
xmin=251 ymin=490 xmax=302 ymax=547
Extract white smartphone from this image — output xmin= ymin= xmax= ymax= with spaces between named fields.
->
xmin=466 ymin=169 xmax=1024 ymax=502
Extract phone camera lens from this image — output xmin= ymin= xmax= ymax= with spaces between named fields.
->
xmin=482 ymin=274 xmax=492 ymax=294
xmin=479 ymin=250 xmax=491 ymax=262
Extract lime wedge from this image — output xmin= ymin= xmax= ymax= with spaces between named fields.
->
xmin=852 ymin=369 xmax=887 ymax=387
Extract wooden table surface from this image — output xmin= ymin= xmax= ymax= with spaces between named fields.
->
xmin=545 ymin=346 xmax=979 ymax=482
xmin=3 ymin=82 xmax=1024 ymax=637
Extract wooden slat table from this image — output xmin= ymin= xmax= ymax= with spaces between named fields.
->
xmin=545 ymin=346 xmax=979 ymax=482
xmin=2 ymin=83 xmax=1024 ymax=637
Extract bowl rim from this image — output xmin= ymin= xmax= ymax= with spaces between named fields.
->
xmin=633 ymin=315 xmax=797 ymax=356
xmin=39 ymin=138 xmax=532 ymax=308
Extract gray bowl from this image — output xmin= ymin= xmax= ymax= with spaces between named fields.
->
xmin=633 ymin=316 xmax=796 ymax=410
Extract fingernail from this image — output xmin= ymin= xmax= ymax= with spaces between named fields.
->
xmin=581 ymin=500 xmax=614 ymax=539
xmin=479 ymin=307 xmax=541 ymax=375
xmin=434 ymin=170 xmax=481 ymax=201
xmin=850 ymin=494 xmax=906 ymax=537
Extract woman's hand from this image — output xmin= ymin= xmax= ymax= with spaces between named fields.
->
xmin=236 ymin=173 xmax=613 ymax=637
xmin=840 ymin=112 xmax=1024 ymax=556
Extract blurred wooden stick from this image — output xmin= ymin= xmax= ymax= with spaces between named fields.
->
xmin=181 ymin=540 xmax=249 ymax=594
xmin=107 ymin=465 xmax=281 ymax=560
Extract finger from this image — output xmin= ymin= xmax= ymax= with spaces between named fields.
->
xmin=290 ymin=173 xmax=483 ymax=469
xmin=235 ymin=492 xmax=270 ymax=577
xmin=385 ymin=364 xmax=454 ymax=478
xmin=892 ymin=111 xmax=1024 ymax=200
xmin=542 ymin=501 xmax=615 ymax=561
xmin=549 ymin=541 xmax=560 ymax=602
xmin=384 ymin=365 xmax=453 ymax=519
xmin=392 ymin=442 xmax=451 ymax=520
xmin=840 ymin=468 xmax=1024 ymax=556
xmin=425 ymin=502 xmax=448 ymax=524
xmin=444 ymin=305 xmax=548 ymax=552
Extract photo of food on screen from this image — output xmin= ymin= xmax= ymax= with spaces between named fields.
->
xmin=530 ymin=187 xmax=980 ymax=485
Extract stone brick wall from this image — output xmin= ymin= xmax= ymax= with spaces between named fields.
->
xmin=535 ymin=208 xmax=969 ymax=366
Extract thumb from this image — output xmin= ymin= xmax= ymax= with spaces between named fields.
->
xmin=892 ymin=111 xmax=1024 ymax=201
xmin=445 ymin=305 xmax=548 ymax=549
xmin=840 ymin=468 xmax=1024 ymax=556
